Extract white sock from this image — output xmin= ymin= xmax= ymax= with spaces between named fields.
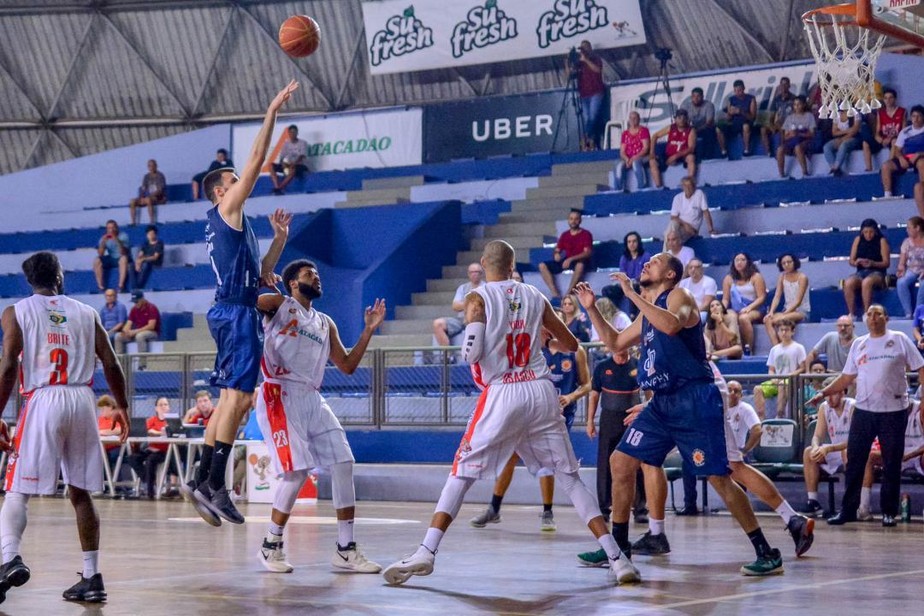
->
xmin=860 ymin=487 xmax=871 ymax=509
xmin=648 ymin=517 xmax=665 ymax=536
xmin=597 ymin=533 xmax=623 ymax=561
xmin=884 ymin=191 xmax=893 ymax=197
xmin=82 ymin=550 xmax=99 ymax=578
xmin=807 ymin=491 xmax=819 ymax=502
xmin=775 ymin=501 xmax=796 ymax=525
xmin=266 ymin=522 xmax=285 ymax=544
xmin=421 ymin=527 xmax=444 ymax=554
xmin=0 ymin=492 xmax=29 ymax=564
xmin=337 ymin=519 xmax=354 ymax=548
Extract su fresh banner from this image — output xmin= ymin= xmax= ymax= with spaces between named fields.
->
xmin=608 ymin=62 xmax=816 ymax=134
xmin=423 ymin=90 xmax=580 ymax=162
xmin=233 ymin=108 xmax=422 ymax=172
xmin=361 ymin=0 xmax=645 ymax=75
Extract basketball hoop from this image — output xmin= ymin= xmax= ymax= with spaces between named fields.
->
xmin=803 ymin=3 xmax=886 ymax=118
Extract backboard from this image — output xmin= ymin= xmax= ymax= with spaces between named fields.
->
xmin=859 ymin=0 xmax=924 ymax=47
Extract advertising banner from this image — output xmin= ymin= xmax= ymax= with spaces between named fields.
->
xmin=423 ymin=90 xmax=581 ymax=162
xmin=232 ymin=107 xmax=422 ymax=173
xmin=361 ymin=0 xmax=645 ymax=75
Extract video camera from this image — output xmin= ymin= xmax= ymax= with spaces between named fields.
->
xmin=568 ymin=46 xmax=580 ymax=66
xmin=654 ymin=47 xmax=673 ymax=63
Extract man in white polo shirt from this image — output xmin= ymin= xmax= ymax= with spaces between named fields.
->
xmin=667 ymin=176 xmax=716 ymax=243
xmin=679 ymin=258 xmax=717 ymax=322
xmin=810 ymin=304 xmax=924 ymax=527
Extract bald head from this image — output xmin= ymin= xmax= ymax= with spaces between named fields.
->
xmin=482 ymin=240 xmax=515 ymax=280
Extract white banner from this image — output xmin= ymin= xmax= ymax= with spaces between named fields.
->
xmin=232 ymin=107 xmax=422 ymax=173
xmin=608 ymin=62 xmax=817 ymax=134
xmin=361 ymin=0 xmax=645 ymax=75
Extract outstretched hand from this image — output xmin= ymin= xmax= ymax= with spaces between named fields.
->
xmin=608 ymin=271 xmax=635 ymax=294
xmin=113 ymin=407 xmax=130 ymax=444
xmin=270 ymin=80 xmax=299 ymax=112
xmin=573 ymin=282 xmax=597 ymax=310
xmin=269 ymin=208 xmax=292 ymax=238
xmin=364 ymin=298 xmax=387 ymax=331
xmin=260 ymin=271 xmax=283 ymax=289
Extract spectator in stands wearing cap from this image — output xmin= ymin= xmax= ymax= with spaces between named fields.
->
xmin=679 ymin=258 xmax=717 ymax=322
xmin=760 ymin=77 xmax=796 ymax=157
xmin=803 ymin=315 xmax=856 ymax=373
xmin=133 ymin=225 xmax=164 ymax=290
xmin=183 ymin=390 xmax=215 ymax=426
xmin=114 ymin=290 xmax=161 ymax=355
xmin=881 ymin=104 xmax=924 ymax=211
xmin=129 ymin=159 xmax=167 ymax=226
xmin=667 ymin=176 xmax=716 ymax=243
xmin=191 ymin=148 xmax=234 ymax=201
xmin=271 ymin=124 xmax=309 ymax=195
xmin=763 ymin=253 xmax=810 ymax=347
xmin=99 ymin=288 xmax=127 ymax=345
xmin=93 ymin=219 xmax=130 ymax=292
xmin=843 ymin=218 xmax=890 ymax=320
xmin=722 ymin=252 xmax=766 ymax=354
xmin=648 ymin=108 xmax=697 ymax=189
xmin=680 ymin=86 xmax=717 ymax=157
xmin=862 ymin=87 xmax=905 ymax=172
xmin=776 ymin=95 xmax=816 ymax=178
xmin=538 ymin=209 xmax=593 ymax=299
xmin=716 ymin=79 xmax=757 ymax=157
xmin=896 ymin=216 xmax=924 ymax=318
xmin=613 ymin=111 xmax=650 ymax=191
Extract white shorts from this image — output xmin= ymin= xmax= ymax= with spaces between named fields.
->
xmin=256 ymin=381 xmax=354 ymax=475
xmin=902 ymin=457 xmax=924 ymax=476
xmin=452 ymin=379 xmax=580 ymax=480
xmin=820 ymin=451 xmax=845 ymax=476
xmin=723 ymin=418 xmax=743 ymax=464
xmin=5 ymin=386 xmax=102 ymax=495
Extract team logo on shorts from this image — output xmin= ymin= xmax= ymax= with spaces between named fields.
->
xmin=692 ymin=449 xmax=706 ymax=467
xmin=48 ymin=311 xmax=67 ymax=326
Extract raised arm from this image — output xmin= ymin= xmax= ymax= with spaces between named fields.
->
xmin=260 ymin=209 xmax=292 ymax=288
xmin=327 ymin=300 xmax=386 ymax=375
xmin=574 ymin=280 xmax=641 ymax=351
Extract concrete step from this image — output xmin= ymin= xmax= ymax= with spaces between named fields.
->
xmin=551 ymin=160 xmax=615 ymax=175
xmin=484 ymin=221 xmax=556 ymax=238
xmin=524 ymin=184 xmax=604 ymax=200
xmin=368 ymin=333 xmax=431 ymax=348
xmin=340 ymin=187 xmax=412 ymax=207
xmin=469 ymin=235 xmax=544 ymax=251
xmin=380 ymin=318 xmax=434 ymax=335
xmin=509 ymin=195 xmax=586 ymax=210
xmin=538 ymin=172 xmax=610 ymax=188
xmin=443 ymin=264 xmax=471 ymax=279
xmin=395 ymin=305 xmax=449 ymax=320
xmin=508 ymin=203 xmax=575 ymax=216
xmin=454 ymin=250 xmax=483 ymax=264
xmin=412 ymin=290 xmax=456 ymax=305
xmin=427 ymin=278 xmax=466 ymax=292
xmin=362 ymin=175 xmax=425 ymax=190
xmin=498 ymin=211 xmax=571 ymax=224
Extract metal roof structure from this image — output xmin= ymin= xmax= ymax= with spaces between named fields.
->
xmin=0 ymin=0 xmax=879 ymax=174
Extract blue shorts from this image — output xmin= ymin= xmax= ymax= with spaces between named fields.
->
xmin=207 ymin=302 xmax=263 ymax=393
xmin=616 ymin=380 xmax=730 ymax=476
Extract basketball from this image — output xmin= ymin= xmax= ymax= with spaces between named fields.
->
xmin=279 ymin=15 xmax=320 ymax=58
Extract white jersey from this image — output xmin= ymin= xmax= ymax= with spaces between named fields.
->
xmin=471 ymin=280 xmax=550 ymax=388
xmin=15 ymin=294 xmax=100 ymax=394
xmin=905 ymin=400 xmax=923 ymax=455
xmin=821 ymin=397 xmax=855 ymax=446
xmin=261 ymin=296 xmax=330 ymax=388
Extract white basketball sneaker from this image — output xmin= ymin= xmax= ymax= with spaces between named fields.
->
xmin=382 ymin=545 xmax=435 ymax=586
xmin=258 ymin=538 xmax=294 ymax=573
xmin=332 ymin=542 xmax=382 ymax=573
xmin=608 ymin=554 xmax=641 ymax=585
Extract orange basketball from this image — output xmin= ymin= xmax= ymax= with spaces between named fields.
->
xmin=279 ymin=15 xmax=320 ymax=58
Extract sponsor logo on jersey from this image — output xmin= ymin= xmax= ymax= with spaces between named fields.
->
xmin=560 ymin=359 xmax=573 ymax=371
xmin=48 ymin=311 xmax=67 ymax=326
xmin=692 ymin=449 xmax=706 ymax=467
xmin=507 ymin=300 xmax=521 ymax=313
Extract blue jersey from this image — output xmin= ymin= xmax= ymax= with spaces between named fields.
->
xmin=205 ymin=205 xmax=261 ymax=306
xmin=638 ymin=289 xmax=713 ymax=393
xmin=544 ymin=348 xmax=578 ymax=411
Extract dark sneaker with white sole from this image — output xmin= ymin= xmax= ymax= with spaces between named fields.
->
xmin=207 ymin=487 xmax=245 ymax=525
xmin=740 ymin=548 xmax=784 ymax=576
xmin=0 ymin=555 xmax=31 ymax=604
xmin=189 ymin=483 xmax=222 ymax=527
xmin=787 ymin=515 xmax=815 ymax=557
xmin=62 ymin=572 xmax=107 ymax=602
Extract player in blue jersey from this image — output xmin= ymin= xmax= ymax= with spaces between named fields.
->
xmin=575 ymin=253 xmax=783 ymax=576
xmin=179 ymin=80 xmax=298 ymax=526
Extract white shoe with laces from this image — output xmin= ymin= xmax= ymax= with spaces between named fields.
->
xmin=382 ymin=545 xmax=435 ymax=586
xmin=258 ymin=538 xmax=293 ymax=573
xmin=608 ymin=555 xmax=641 ymax=585
xmin=332 ymin=542 xmax=382 ymax=573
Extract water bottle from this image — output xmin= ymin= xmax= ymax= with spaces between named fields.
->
xmin=900 ymin=493 xmax=911 ymax=523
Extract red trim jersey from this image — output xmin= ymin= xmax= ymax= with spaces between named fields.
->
xmin=665 ymin=124 xmax=692 ymax=158
xmin=261 ymin=296 xmax=330 ymax=388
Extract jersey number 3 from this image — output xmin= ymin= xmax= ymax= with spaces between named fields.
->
xmin=505 ymin=333 xmax=531 ymax=368
xmin=50 ymin=348 xmax=69 ymax=385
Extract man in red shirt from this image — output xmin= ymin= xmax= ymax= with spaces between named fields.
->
xmin=183 ymin=390 xmax=214 ymax=426
xmin=538 ymin=209 xmax=594 ymax=299
xmin=114 ymin=290 xmax=160 ymax=356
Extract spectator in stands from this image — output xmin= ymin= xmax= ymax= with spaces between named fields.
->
xmin=667 ymin=176 xmax=716 ymax=243
xmin=726 ymin=380 xmax=761 ymax=462
xmin=705 ymin=299 xmax=742 ymax=361
xmin=843 ymin=218 xmax=890 ymax=320
xmin=800 ymin=377 xmax=854 ymax=517
xmin=93 ymin=219 xmax=130 ymax=292
xmin=679 ymin=258 xmax=717 ymax=322
xmin=763 ymin=253 xmax=810 ymax=346
xmin=896 ymin=216 xmax=924 ymax=317
xmin=125 ymin=397 xmax=171 ymax=499
xmin=183 ymin=390 xmax=215 ymax=426
xmin=776 ymin=96 xmax=817 ymax=178
xmin=802 ymin=361 xmax=828 ymax=419
xmin=664 ymin=228 xmax=695 ymax=271
xmin=271 ymin=124 xmax=309 ymax=195
xmin=680 ymin=86 xmax=717 ymax=157
xmin=753 ymin=319 xmax=806 ymax=419
xmin=538 ymin=209 xmax=593 ymax=299
xmin=823 ymin=109 xmax=863 ymax=177
xmin=803 ymin=315 xmax=856 ymax=373
xmin=649 ymin=108 xmax=696 ymax=189
xmin=722 ymin=252 xmax=766 ymax=353
xmin=560 ymin=294 xmax=590 ymax=343
xmin=760 ymin=77 xmax=796 ymax=157
xmin=567 ymin=40 xmax=606 ymax=151
xmin=913 ymin=302 xmax=924 ymax=355
xmin=133 ymin=225 xmax=164 ymax=290
xmin=129 ymin=159 xmax=167 ymax=226
xmin=511 ymin=270 xmax=523 ymax=282
xmin=97 ymin=394 xmax=123 ymax=469
xmin=99 ymin=288 xmax=127 ymax=345
xmin=591 ymin=296 xmax=631 ymax=342
xmin=618 ymin=231 xmax=650 ymax=282
xmin=432 ymin=263 xmax=483 ymax=348
xmin=880 ymin=104 xmax=924 ymax=202
xmin=716 ymin=79 xmax=757 ymax=157
xmin=114 ymin=290 xmax=160 ymax=356
xmin=613 ymin=111 xmax=649 ymax=191
xmin=863 ymin=88 xmax=906 ymax=172
xmin=191 ymin=148 xmax=233 ymax=201
xmin=861 ymin=399 xmax=924 ymax=520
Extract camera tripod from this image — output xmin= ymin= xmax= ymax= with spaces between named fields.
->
xmin=644 ymin=52 xmax=676 ymax=125
xmin=551 ymin=68 xmax=586 ymax=153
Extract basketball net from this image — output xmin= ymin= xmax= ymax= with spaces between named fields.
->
xmin=803 ymin=4 xmax=885 ymax=118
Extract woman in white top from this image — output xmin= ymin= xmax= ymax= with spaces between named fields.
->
xmin=896 ymin=216 xmax=924 ymax=317
xmin=722 ymin=252 xmax=767 ymax=354
xmin=764 ymin=253 xmax=811 ymax=346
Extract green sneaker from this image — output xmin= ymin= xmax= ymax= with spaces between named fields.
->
xmin=577 ymin=548 xmax=609 ymax=568
xmin=740 ymin=548 xmax=784 ymax=576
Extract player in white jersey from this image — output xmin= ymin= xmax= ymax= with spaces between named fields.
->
xmin=382 ymin=240 xmax=640 ymax=587
xmin=253 ymin=259 xmax=386 ymax=575
xmin=801 ymin=378 xmax=855 ymax=517
xmin=0 ymin=252 xmax=129 ymax=605
xmin=861 ymin=400 xmax=924 ymax=516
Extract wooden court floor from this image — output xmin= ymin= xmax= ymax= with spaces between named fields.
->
xmin=1 ymin=496 xmax=921 ymax=615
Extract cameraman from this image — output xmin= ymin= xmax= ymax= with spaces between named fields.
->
xmin=566 ymin=40 xmax=605 ymax=151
